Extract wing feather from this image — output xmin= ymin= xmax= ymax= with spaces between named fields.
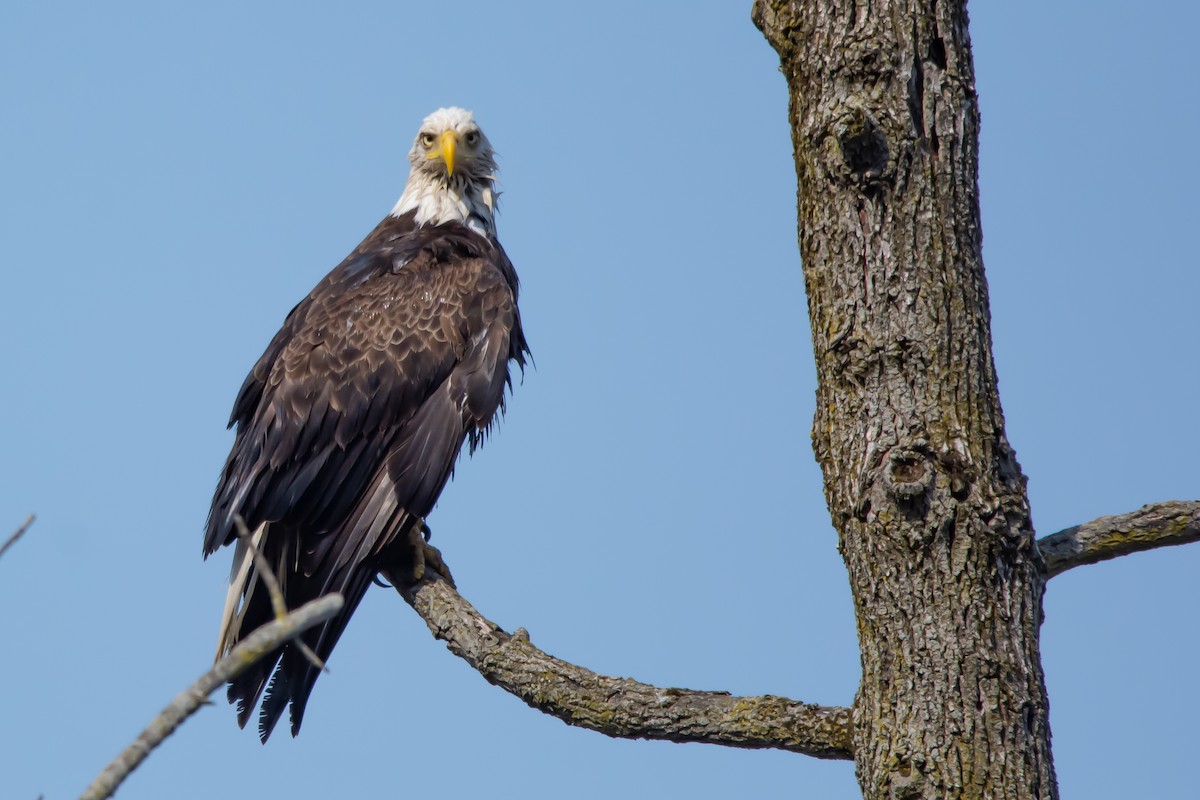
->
xmin=205 ymin=213 xmax=529 ymax=739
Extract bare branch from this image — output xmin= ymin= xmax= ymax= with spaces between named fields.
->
xmin=1038 ymin=500 xmax=1200 ymax=579
xmin=395 ymin=571 xmax=853 ymax=760
xmin=232 ymin=515 xmax=287 ymax=619
xmin=0 ymin=514 xmax=35 ymax=562
xmin=232 ymin=515 xmax=327 ymax=674
xmin=80 ymin=593 xmax=344 ymax=800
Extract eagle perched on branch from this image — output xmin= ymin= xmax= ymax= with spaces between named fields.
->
xmin=203 ymin=107 xmax=529 ymax=741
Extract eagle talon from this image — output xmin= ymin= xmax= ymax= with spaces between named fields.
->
xmin=419 ymin=541 xmax=455 ymax=588
xmin=394 ymin=519 xmax=456 ymax=588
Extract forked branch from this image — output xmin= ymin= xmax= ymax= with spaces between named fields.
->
xmin=396 ymin=571 xmax=853 ymax=760
xmin=1038 ymin=500 xmax=1200 ymax=579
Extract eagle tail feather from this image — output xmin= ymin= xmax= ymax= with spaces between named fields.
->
xmin=256 ymin=567 xmax=378 ymax=740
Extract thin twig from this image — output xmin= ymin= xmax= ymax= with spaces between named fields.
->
xmin=232 ymin=515 xmax=286 ymax=619
xmin=232 ymin=515 xmax=327 ymax=673
xmin=80 ymin=593 xmax=344 ymax=800
xmin=1038 ymin=500 xmax=1200 ymax=579
xmin=0 ymin=514 xmax=35 ymax=562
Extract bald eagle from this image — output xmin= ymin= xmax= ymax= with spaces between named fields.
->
xmin=203 ymin=108 xmax=528 ymax=741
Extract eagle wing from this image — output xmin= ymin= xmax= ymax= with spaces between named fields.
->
xmin=204 ymin=219 xmax=524 ymax=739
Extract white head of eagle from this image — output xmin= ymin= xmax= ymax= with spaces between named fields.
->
xmin=204 ymin=107 xmax=528 ymax=742
xmin=391 ymin=106 xmax=499 ymax=237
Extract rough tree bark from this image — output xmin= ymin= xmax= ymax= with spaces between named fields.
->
xmin=384 ymin=5 xmax=1200 ymax=800
xmin=383 ymin=4 xmax=1200 ymax=799
xmin=751 ymin=1 xmax=1055 ymax=797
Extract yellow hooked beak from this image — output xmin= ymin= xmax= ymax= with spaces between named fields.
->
xmin=427 ymin=130 xmax=459 ymax=176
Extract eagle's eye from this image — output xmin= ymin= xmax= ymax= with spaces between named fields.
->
xmin=420 ymin=132 xmax=436 ymax=148
xmin=464 ymin=130 xmax=480 ymax=146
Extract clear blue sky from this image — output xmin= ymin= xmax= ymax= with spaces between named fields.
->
xmin=2 ymin=2 xmax=1196 ymax=798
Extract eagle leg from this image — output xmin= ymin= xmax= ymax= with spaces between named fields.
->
xmin=409 ymin=531 xmax=456 ymax=588
xmin=386 ymin=517 xmax=456 ymax=588
xmin=419 ymin=540 xmax=455 ymax=587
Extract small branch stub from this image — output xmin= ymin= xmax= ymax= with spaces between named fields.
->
xmin=836 ymin=108 xmax=889 ymax=180
xmin=886 ymin=446 xmax=934 ymax=501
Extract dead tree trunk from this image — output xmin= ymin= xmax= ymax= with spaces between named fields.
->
xmin=753 ymin=2 xmax=1057 ymax=797
xmin=379 ymin=2 xmax=1193 ymax=795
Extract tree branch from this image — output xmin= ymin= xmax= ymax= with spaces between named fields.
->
xmin=395 ymin=572 xmax=853 ymax=760
xmin=0 ymin=513 xmax=35 ymax=562
xmin=233 ymin=514 xmax=327 ymax=673
xmin=1037 ymin=500 xmax=1200 ymax=579
xmin=80 ymin=593 xmax=345 ymax=800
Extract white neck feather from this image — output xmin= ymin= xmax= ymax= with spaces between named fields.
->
xmin=390 ymin=172 xmax=497 ymax=238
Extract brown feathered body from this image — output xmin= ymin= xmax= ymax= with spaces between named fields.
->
xmin=203 ymin=206 xmax=527 ymax=740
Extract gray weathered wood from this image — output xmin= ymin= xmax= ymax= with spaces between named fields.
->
xmin=80 ymin=594 xmax=344 ymax=800
xmin=1039 ymin=500 xmax=1200 ymax=578
xmin=397 ymin=571 xmax=853 ymax=758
